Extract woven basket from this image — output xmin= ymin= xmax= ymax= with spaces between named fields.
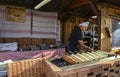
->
xmin=7 ymin=58 xmax=42 ymax=77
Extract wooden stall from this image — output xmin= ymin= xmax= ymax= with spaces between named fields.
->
xmin=6 ymin=51 xmax=120 ymax=77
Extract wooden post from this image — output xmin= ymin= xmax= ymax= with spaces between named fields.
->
xmin=98 ymin=3 xmax=115 ymax=52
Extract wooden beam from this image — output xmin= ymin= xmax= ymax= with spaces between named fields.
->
xmin=85 ymin=0 xmax=100 ymax=18
xmin=64 ymin=0 xmax=88 ymax=11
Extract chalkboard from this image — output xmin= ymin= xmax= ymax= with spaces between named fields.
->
xmin=112 ymin=19 xmax=120 ymax=48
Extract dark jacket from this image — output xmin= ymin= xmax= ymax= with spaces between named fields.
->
xmin=66 ymin=26 xmax=83 ymax=53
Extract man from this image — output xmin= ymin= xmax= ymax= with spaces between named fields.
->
xmin=66 ymin=21 xmax=93 ymax=54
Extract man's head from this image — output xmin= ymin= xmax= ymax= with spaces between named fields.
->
xmin=79 ymin=21 xmax=89 ymax=31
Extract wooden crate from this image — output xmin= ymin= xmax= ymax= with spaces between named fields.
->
xmin=101 ymin=64 xmax=110 ymax=77
xmin=73 ymin=64 xmax=102 ymax=77
xmin=7 ymin=58 xmax=59 ymax=77
xmin=108 ymin=59 xmax=120 ymax=77
xmin=42 ymin=60 xmax=59 ymax=77
xmin=57 ymin=70 xmax=77 ymax=77
xmin=7 ymin=58 xmax=42 ymax=77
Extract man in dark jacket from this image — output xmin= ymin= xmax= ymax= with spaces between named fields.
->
xmin=66 ymin=21 xmax=93 ymax=54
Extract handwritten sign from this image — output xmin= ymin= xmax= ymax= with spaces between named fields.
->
xmin=6 ymin=5 xmax=26 ymax=22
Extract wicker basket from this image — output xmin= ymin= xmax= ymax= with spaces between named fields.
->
xmin=7 ymin=58 xmax=42 ymax=77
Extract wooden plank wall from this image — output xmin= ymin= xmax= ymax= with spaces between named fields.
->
xmin=99 ymin=3 xmax=120 ymax=52
xmin=63 ymin=16 xmax=85 ymax=44
xmin=0 ymin=38 xmax=56 ymax=46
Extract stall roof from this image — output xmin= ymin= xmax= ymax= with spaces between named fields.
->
xmin=0 ymin=0 xmax=120 ymax=16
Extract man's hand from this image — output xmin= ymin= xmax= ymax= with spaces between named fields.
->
xmin=78 ymin=40 xmax=94 ymax=52
xmin=87 ymin=48 xmax=94 ymax=52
